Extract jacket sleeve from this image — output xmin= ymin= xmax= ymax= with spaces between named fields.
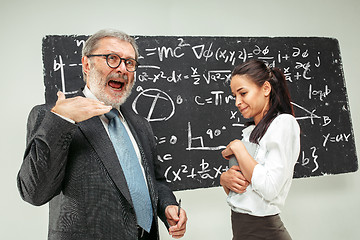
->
xmin=17 ymin=105 xmax=78 ymax=206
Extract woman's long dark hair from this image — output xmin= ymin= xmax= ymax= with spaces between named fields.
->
xmin=231 ymin=59 xmax=294 ymax=144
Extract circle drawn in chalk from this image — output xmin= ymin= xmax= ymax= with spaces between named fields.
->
xmin=132 ymin=88 xmax=175 ymax=122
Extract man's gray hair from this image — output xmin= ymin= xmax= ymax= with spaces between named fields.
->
xmin=82 ymin=29 xmax=139 ymax=59
xmin=82 ymin=29 xmax=139 ymax=81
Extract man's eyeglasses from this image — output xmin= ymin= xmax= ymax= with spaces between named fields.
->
xmin=87 ymin=53 xmax=139 ymax=72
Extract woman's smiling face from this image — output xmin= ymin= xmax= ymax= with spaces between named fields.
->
xmin=230 ymin=74 xmax=271 ymax=125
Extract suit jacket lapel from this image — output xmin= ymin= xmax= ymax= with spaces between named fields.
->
xmin=78 ymin=117 xmax=132 ymax=204
xmin=74 ymin=90 xmax=132 ymax=205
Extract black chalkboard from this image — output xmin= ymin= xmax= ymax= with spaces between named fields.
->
xmin=42 ymin=35 xmax=358 ymax=191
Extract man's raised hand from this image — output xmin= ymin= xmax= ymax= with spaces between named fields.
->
xmin=51 ymin=91 xmax=112 ymax=123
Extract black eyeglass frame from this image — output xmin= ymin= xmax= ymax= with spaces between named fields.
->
xmin=86 ymin=53 xmax=140 ymax=72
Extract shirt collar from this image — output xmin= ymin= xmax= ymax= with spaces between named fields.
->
xmin=242 ymin=124 xmax=256 ymax=141
xmin=83 ymin=86 xmax=125 ymax=121
xmin=83 ymin=85 xmax=97 ymax=101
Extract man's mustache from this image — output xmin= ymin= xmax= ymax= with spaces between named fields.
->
xmin=107 ymin=73 xmax=128 ymax=82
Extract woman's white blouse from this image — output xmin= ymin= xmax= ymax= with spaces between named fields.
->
xmin=227 ymin=114 xmax=300 ymax=217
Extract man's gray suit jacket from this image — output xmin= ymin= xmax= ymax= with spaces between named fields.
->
xmin=17 ymin=92 xmax=177 ymax=240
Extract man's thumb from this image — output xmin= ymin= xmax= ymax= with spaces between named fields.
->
xmin=57 ymin=91 xmax=65 ymax=100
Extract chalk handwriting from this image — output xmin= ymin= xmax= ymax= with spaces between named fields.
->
xmin=186 ymin=122 xmax=226 ymax=151
xmin=299 ymin=146 xmax=319 ymax=173
xmin=132 ymin=88 xmax=175 ymax=122
xmin=164 ymin=160 xmax=229 ymax=183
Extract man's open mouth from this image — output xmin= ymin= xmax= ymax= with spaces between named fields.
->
xmin=108 ymin=80 xmax=124 ymax=90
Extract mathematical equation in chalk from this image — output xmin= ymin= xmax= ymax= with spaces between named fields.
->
xmin=50 ymin=36 xmax=327 ymax=95
xmin=164 ymin=159 xmax=229 ymax=183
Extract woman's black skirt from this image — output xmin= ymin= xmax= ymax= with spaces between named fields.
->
xmin=231 ymin=211 xmax=292 ymax=240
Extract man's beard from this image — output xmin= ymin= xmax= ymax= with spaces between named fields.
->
xmin=87 ymin=65 xmax=134 ymax=109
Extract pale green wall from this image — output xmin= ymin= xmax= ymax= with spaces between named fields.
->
xmin=1 ymin=0 xmax=359 ymax=239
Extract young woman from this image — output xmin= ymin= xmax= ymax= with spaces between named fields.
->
xmin=220 ymin=59 xmax=300 ymax=240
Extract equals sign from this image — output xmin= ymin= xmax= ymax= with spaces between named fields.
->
xmin=145 ymin=48 xmax=157 ymax=56
xmin=158 ymin=137 xmax=166 ymax=144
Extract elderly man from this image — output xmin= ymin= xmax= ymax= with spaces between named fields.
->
xmin=17 ymin=29 xmax=187 ymax=240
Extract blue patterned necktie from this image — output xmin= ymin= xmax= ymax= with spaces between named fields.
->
xmin=105 ymin=109 xmax=153 ymax=232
